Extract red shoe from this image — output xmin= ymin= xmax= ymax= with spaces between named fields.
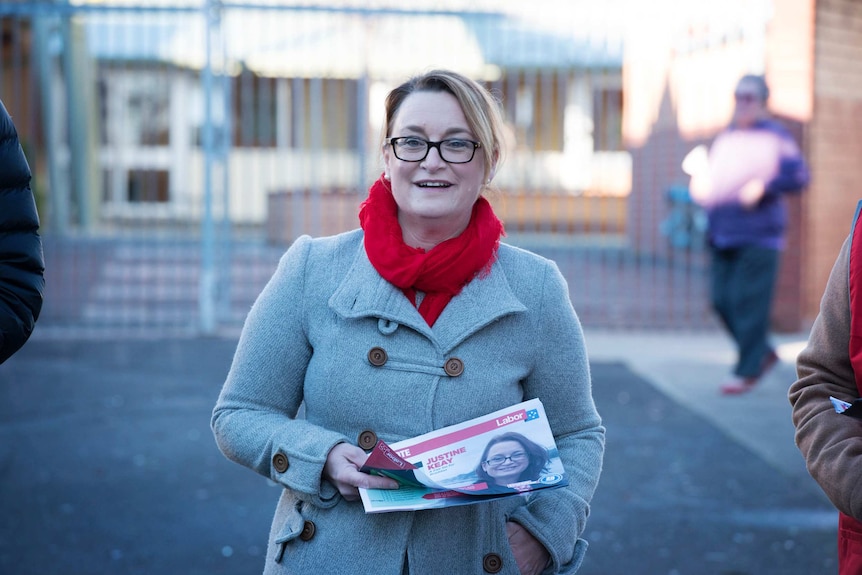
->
xmin=760 ymin=349 xmax=779 ymax=376
xmin=720 ymin=376 xmax=759 ymax=395
xmin=720 ymin=350 xmax=780 ymax=395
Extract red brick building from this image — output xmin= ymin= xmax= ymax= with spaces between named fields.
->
xmin=623 ymin=0 xmax=862 ymax=331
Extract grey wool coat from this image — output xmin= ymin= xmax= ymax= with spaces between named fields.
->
xmin=212 ymin=230 xmax=605 ymax=575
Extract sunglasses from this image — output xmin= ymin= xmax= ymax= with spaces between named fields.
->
xmin=734 ymin=92 xmax=761 ymax=104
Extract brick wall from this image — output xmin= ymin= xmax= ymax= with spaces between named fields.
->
xmin=802 ymin=0 xmax=862 ymax=325
xmin=624 ymin=0 xmax=816 ymax=332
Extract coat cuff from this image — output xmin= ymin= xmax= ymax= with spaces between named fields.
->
xmin=270 ymin=431 xmax=349 ymax=508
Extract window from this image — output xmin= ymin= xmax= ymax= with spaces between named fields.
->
xmin=593 ymin=87 xmax=623 ymax=152
xmin=494 ymin=71 xmax=566 ymax=152
xmin=230 ymin=73 xmax=359 ymax=150
xmin=127 ymin=169 xmax=169 ymax=203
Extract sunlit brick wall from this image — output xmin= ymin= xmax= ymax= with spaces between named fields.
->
xmin=623 ymin=0 xmax=816 ymax=331
xmin=803 ymin=0 xmax=862 ymax=326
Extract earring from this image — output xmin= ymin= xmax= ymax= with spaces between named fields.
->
xmin=384 ymin=173 xmax=390 ymax=181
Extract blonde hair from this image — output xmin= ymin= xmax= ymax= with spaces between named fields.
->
xmin=382 ymin=69 xmax=505 ymax=185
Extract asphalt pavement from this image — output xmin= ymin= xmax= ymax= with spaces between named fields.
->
xmin=581 ymin=329 xmax=835 ymax=575
xmin=0 ymin=328 xmax=837 ymax=575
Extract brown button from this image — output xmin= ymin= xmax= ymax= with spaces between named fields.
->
xmin=272 ymin=451 xmax=290 ymax=473
xmin=272 ymin=452 xmax=289 ymax=473
xmin=482 ymin=553 xmax=503 ymax=573
xmin=357 ymin=430 xmax=378 ymax=450
xmin=444 ymin=357 xmax=464 ymax=377
xmin=368 ymin=347 xmax=388 ymax=367
xmin=299 ymin=520 xmax=316 ymax=541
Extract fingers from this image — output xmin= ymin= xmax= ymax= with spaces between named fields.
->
xmin=323 ymin=443 xmax=399 ymax=500
xmin=340 ymin=486 xmax=360 ymax=502
xmin=352 ymin=469 xmax=400 ymax=490
xmin=507 ymin=521 xmax=550 ymax=575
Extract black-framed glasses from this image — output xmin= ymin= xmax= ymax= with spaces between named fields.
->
xmin=484 ymin=451 xmax=527 ymax=468
xmin=387 ymin=136 xmax=481 ymax=164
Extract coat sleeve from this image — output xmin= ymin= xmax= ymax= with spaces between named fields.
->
xmin=508 ymin=259 xmax=605 ymax=572
xmin=789 ymin=236 xmax=862 ymax=518
xmin=211 ymin=236 xmax=348 ymax=508
xmin=0 ymin=100 xmax=45 ymax=365
xmin=766 ymin=126 xmax=809 ymax=195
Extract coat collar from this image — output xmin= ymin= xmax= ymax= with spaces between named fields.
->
xmin=329 ymin=240 xmax=527 ymax=352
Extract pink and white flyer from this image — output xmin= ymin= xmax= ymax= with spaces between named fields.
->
xmin=359 ymin=398 xmax=568 ymax=513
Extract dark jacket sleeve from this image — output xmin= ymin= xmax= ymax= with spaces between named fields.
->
xmin=767 ymin=155 xmax=809 ymax=194
xmin=765 ymin=120 xmax=810 ymax=195
xmin=0 ymin=99 xmax=45 ymax=364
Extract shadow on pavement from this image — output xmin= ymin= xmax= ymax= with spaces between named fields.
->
xmin=581 ymin=362 xmax=835 ymax=575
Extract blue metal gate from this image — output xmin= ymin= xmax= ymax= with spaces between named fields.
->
xmin=0 ymin=1 xmax=716 ymax=337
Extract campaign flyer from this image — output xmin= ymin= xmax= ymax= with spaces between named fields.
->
xmin=358 ymin=398 xmax=568 ymax=513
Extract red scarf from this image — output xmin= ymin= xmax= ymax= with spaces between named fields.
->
xmin=358 ymin=174 xmax=504 ymax=326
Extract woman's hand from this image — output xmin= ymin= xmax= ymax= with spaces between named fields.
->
xmin=323 ymin=442 xmax=399 ymax=501
xmin=506 ymin=521 xmax=550 ymax=575
xmin=739 ymin=178 xmax=765 ymax=208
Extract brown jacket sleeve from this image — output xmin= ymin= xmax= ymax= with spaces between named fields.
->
xmin=790 ymin=235 xmax=862 ymax=518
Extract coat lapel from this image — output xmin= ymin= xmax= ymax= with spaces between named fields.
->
xmin=429 ymin=259 xmax=527 ymax=351
xmin=329 ymin=242 xmax=527 ymax=352
xmin=329 ymin=242 xmax=431 ymax=336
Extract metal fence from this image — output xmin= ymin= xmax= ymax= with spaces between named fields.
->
xmin=0 ymin=1 xmax=717 ymax=338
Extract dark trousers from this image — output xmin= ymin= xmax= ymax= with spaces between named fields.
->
xmin=710 ymin=245 xmax=780 ymax=377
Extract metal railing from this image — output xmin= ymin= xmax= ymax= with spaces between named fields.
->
xmin=0 ymin=1 xmax=715 ymax=337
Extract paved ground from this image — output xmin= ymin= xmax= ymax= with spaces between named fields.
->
xmin=0 ymin=329 xmax=837 ymax=575
xmin=581 ymin=330 xmax=835 ymax=575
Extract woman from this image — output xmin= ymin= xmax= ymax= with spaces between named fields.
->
xmin=687 ymin=74 xmax=808 ymax=395
xmin=475 ymin=432 xmax=551 ymax=489
xmin=212 ymin=69 xmax=604 ymax=575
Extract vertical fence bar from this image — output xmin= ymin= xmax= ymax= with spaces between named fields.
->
xmin=61 ymin=16 xmax=92 ymax=230
xmin=218 ymin=60 xmax=233 ymax=327
xmin=33 ymin=12 xmax=69 ymax=235
xmin=199 ymin=0 xmax=218 ymax=334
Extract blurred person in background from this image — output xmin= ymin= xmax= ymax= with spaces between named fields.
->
xmin=789 ymin=201 xmax=862 ymax=574
xmin=212 ymin=69 xmax=604 ymax=575
xmin=685 ymin=74 xmax=809 ymax=395
xmin=0 ymin=99 xmax=44 ymax=364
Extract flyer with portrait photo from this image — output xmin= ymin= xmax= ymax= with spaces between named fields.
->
xmin=358 ymin=398 xmax=568 ymax=514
